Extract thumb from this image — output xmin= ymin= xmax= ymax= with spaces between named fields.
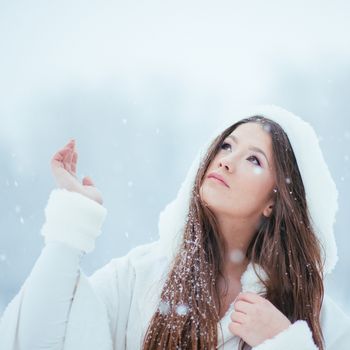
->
xmin=82 ymin=176 xmax=95 ymax=186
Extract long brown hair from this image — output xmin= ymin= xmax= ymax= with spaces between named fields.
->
xmin=142 ymin=116 xmax=325 ymax=350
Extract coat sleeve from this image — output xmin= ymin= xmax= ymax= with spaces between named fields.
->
xmin=86 ymin=254 xmax=135 ymax=349
xmin=251 ymin=320 xmax=318 ymax=350
xmin=0 ymin=188 xmax=109 ymax=350
xmin=251 ymin=294 xmax=350 ymax=350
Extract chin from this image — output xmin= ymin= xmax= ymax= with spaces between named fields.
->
xmin=201 ymin=196 xmax=227 ymax=215
xmin=200 ymin=182 xmax=223 ymax=203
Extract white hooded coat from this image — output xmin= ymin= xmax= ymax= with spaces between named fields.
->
xmin=1 ymin=105 xmax=350 ymax=349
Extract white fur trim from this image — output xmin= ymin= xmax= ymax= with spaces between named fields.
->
xmin=240 ymin=262 xmax=267 ymax=294
xmin=252 ymin=320 xmax=318 ymax=350
xmin=40 ymin=188 xmax=107 ymax=253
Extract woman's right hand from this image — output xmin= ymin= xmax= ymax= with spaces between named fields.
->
xmin=50 ymin=139 xmax=104 ymax=205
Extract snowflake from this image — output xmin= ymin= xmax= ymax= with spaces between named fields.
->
xmin=158 ymin=300 xmax=171 ymax=315
xmin=229 ymin=249 xmax=245 ymax=264
xmin=175 ymin=304 xmax=189 ymax=316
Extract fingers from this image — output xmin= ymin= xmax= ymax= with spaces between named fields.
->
xmin=233 ymin=300 xmax=253 ymax=314
xmin=52 ymin=140 xmax=74 ymax=159
xmin=62 ymin=148 xmax=73 ymax=173
xmin=230 ymin=310 xmax=247 ymax=324
xmin=235 ymin=292 xmax=262 ymax=304
xmin=71 ymin=152 xmax=78 ymax=173
xmin=82 ymin=176 xmax=94 ymax=186
xmin=228 ymin=320 xmax=242 ymax=337
xmin=51 ymin=139 xmax=77 ymax=176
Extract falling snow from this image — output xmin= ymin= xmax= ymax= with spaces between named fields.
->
xmin=158 ymin=300 xmax=171 ymax=315
xmin=229 ymin=249 xmax=245 ymax=264
xmin=175 ymin=304 xmax=189 ymax=316
xmin=262 ymin=124 xmax=272 ymax=133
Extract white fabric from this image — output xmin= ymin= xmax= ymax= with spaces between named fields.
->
xmin=1 ymin=188 xmax=350 ymax=349
xmin=0 ymin=104 xmax=349 ymax=349
xmin=41 ymin=188 xmax=107 ymax=253
xmin=252 ymin=320 xmax=317 ymax=350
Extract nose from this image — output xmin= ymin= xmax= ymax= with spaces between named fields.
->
xmin=218 ymin=153 xmax=236 ymax=173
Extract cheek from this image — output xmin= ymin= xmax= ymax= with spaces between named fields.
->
xmin=238 ymin=173 xmax=275 ymax=214
xmin=238 ymin=169 xmax=271 ymax=198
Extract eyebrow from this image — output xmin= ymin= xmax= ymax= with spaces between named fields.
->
xmin=227 ymin=134 xmax=271 ymax=167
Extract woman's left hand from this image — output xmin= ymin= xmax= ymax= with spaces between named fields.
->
xmin=228 ymin=291 xmax=292 ymax=347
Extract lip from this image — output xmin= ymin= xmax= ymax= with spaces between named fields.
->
xmin=207 ymin=172 xmax=230 ymax=188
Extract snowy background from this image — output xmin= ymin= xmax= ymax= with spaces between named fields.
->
xmin=0 ymin=0 xmax=349 ymax=316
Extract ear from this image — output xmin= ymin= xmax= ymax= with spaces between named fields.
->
xmin=262 ymin=199 xmax=275 ymax=218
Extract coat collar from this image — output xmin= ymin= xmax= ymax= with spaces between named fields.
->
xmin=217 ymin=261 xmax=268 ymax=348
xmin=140 ymin=248 xmax=268 ymax=348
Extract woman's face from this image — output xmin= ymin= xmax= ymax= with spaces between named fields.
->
xmin=200 ymin=122 xmax=277 ymax=220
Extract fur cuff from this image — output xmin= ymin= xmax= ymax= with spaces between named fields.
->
xmin=252 ymin=320 xmax=318 ymax=350
xmin=40 ymin=188 xmax=107 ymax=253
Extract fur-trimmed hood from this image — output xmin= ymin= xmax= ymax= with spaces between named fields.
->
xmin=158 ymin=104 xmax=339 ymax=275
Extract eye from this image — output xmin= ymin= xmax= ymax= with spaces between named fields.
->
xmin=248 ymin=155 xmax=261 ymax=166
xmin=220 ymin=141 xmax=262 ymax=167
xmin=220 ymin=142 xmax=231 ymax=150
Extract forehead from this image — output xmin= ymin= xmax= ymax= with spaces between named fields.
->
xmin=228 ymin=122 xmax=275 ymax=169
xmin=229 ymin=122 xmax=272 ymax=148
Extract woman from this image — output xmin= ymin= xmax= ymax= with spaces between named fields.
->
xmin=0 ymin=105 xmax=349 ymax=349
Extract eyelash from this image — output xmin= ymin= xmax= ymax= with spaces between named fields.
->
xmin=220 ymin=142 xmax=262 ymax=166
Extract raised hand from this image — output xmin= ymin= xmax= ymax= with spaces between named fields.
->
xmin=50 ymin=139 xmax=103 ymax=205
